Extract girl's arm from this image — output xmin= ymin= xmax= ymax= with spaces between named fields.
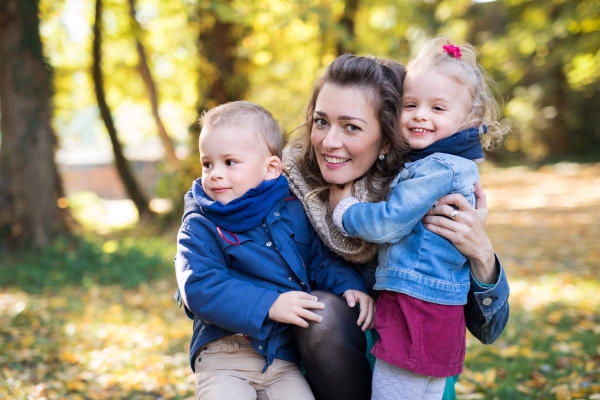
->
xmin=334 ymin=158 xmax=455 ymax=243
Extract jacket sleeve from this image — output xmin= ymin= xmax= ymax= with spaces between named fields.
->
xmin=343 ymin=158 xmax=454 ymax=244
xmin=464 ymin=254 xmax=510 ymax=344
xmin=304 ymin=222 xmax=368 ymax=295
xmin=175 ymin=223 xmax=282 ymax=340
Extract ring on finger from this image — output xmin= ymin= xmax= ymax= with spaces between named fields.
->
xmin=449 ymin=209 xmax=458 ymax=220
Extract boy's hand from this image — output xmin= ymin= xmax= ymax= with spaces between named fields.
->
xmin=329 ymin=182 xmax=354 ymax=211
xmin=343 ymin=290 xmax=375 ymax=332
xmin=269 ymin=292 xmax=325 ymax=328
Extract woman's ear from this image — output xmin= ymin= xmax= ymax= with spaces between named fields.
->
xmin=264 ymin=156 xmax=283 ymax=181
xmin=381 ymin=139 xmax=392 ymax=156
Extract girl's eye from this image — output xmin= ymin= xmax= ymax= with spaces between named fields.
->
xmin=403 ymin=103 xmax=416 ymax=109
xmin=225 ymin=160 xmax=237 ymax=167
xmin=314 ymin=118 xmax=328 ymax=127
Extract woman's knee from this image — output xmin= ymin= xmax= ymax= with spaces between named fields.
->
xmin=295 ymin=290 xmax=363 ymax=346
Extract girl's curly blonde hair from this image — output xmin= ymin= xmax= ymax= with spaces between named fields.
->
xmin=407 ymin=35 xmax=508 ymax=150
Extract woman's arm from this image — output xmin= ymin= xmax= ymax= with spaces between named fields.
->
xmin=422 ymin=182 xmax=510 ymax=343
xmin=422 ymin=181 xmax=497 ymax=284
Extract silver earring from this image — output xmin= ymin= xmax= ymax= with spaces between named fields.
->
xmin=379 ymin=154 xmax=385 ymax=160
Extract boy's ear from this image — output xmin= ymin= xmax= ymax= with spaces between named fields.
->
xmin=264 ymin=155 xmax=282 ymax=181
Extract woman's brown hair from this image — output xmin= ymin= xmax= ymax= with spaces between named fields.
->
xmin=287 ymin=54 xmax=409 ymax=201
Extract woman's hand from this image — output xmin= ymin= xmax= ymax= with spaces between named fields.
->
xmin=422 ymin=181 xmax=497 ymax=284
xmin=329 ymin=182 xmax=353 ymax=211
xmin=343 ymin=290 xmax=375 ymax=332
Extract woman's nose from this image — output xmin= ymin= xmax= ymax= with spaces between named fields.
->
xmin=322 ymin=125 xmax=343 ymax=150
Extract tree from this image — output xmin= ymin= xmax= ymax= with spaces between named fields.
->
xmin=127 ymin=0 xmax=181 ymax=169
xmin=92 ymin=0 xmax=151 ymax=218
xmin=0 ymin=0 xmax=72 ymax=250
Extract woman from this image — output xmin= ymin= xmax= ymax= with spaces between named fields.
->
xmin=282 ymin=54 xmax=509 ymax=400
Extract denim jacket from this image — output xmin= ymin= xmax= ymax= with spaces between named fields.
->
xmin=341 ymin=153 xmax=480 ymax=306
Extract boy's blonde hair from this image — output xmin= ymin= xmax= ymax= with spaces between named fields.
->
xmin=407 ymin=35 xmax=508 ymax=150
xmin=199 ymin=101 xmax=283 ymax=158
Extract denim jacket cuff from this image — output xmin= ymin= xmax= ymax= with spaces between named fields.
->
xmin=470 ymin=253 xmax=510 ymax=318
xmin=333 ymin=197 xmax=360 ymax=237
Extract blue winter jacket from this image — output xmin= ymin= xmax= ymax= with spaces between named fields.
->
xmin=175 ymin=188 xmax=367 ymax=372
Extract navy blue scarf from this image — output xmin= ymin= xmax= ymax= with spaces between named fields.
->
xmin=406 ymin=126 xmax=486 ymax=162
xmin=192 ymin=175 xmax=289 ymax=232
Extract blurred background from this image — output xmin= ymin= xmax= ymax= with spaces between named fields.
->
xmin=0 ymin=0 xmax=599 ymax=399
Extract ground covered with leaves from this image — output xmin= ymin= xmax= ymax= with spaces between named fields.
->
xmin=1 ymin=163 xmax=599 ymax=399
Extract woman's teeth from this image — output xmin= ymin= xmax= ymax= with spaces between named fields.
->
xmin=324 ymin=156 xmax=351 ymax=164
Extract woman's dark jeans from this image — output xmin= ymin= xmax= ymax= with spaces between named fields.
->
xmin=293 ymin=290 xmax=372 ymax=400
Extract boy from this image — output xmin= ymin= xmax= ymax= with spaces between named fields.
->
xmin=175 ymin=101 xmax=374 ymax=400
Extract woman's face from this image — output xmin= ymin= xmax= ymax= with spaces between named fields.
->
xmin=311 ymin=84 xmax=387 ymax=185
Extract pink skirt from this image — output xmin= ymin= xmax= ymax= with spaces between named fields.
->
xmin=371 ymin=290 xmax=466 ymax=378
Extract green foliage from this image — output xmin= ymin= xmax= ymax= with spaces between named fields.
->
xmin=0 ymin=235 xmax=174 ymax=293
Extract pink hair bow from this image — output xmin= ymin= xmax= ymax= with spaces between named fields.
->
xmin=443 ymin=44 xmax=461 ymax=59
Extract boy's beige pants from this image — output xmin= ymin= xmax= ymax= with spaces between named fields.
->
xmin=194 ymin=335 xmax=315 ymax=400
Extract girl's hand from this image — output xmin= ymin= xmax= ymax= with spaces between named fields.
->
xmin=269 ymin=292 xmax=325 ymax=328
xmin=329 ymin=182 xmax=353 ymax=211
xmin=343 ymin=290 xmax=375 ymax=332
xmin=422 ymin=181 xmax=497 ymax=284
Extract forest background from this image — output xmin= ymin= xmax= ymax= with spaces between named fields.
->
xmin=1 ymin=0 xmax=599 ymax=399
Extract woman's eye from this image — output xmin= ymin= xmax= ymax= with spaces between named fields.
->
xmin=346 ymin=124 xmax=360 ymax=132
xmin=225 ymin=160 xmax=237 ymax=166
xmin=314 ymin=118 xmax=328 ymax=127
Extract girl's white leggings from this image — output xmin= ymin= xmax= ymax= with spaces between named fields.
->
xmin=371 ymin=359 xmax=446 ymax=400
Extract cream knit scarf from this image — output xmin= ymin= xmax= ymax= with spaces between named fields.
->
xmin=283 ymin=144 xmax=380 ymax=264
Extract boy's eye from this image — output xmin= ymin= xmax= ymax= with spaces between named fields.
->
xmin=433 ymin=106 xmax=445 ymax=111
xmin=225 ymin=160 xmax=237 ymax=167
xmin=202 ymin=162 xmax=212 ymax=169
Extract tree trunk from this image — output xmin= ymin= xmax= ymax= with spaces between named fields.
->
xmin=189 ymin=3 xmax=249 ymax=155
xmin=336 ymin=0 xmax=360 ymax=55
xmin=92 ymin=0 xmax=151 ymax=218
xmin=0 ymin=0 xmax=71 ymax=250
xmin=127 ymin=0 xmax=180 ymax=169
xmin=545 ymin=67 xmax=570 ymax=156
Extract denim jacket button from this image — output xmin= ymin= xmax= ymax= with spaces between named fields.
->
xmin=288 ymin=276 xmax=293 ymax=281
xmin=274 ymin=212 xmax=280 ymax=217
xmin=482 ymin=297 xmax=493 ymax=306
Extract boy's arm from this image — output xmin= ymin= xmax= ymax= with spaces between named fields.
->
xmin=175 ymin=225 xmax=281 ymax=340
xmin=340 ymin=158 xmax=454 ymax=244
xmin=304 ymin=222 xmax=368 ymax=295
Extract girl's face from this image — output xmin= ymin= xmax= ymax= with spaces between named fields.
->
xmin=400 ymin=70 xmax=472 ymax=149
xmin=311 ymin=84 xmax=388 ymax=185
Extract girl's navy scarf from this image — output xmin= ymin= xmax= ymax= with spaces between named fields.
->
xmin=406 ymin=125 xmax=486 ymax=162
xmin=192 ymin=175 xmax=289 ymax=232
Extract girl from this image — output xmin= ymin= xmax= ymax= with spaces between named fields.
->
xmin=329 ymin=37 xmax=508 ymax=400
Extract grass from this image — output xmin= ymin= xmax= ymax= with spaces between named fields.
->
xmin=1 ymin=162 xmax=600 ymax=399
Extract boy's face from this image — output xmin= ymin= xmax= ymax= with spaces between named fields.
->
xmin=400 ymin=70 xmax=472 ymax=149
xmin=199 ymin=125 xmax=274 ymax=205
